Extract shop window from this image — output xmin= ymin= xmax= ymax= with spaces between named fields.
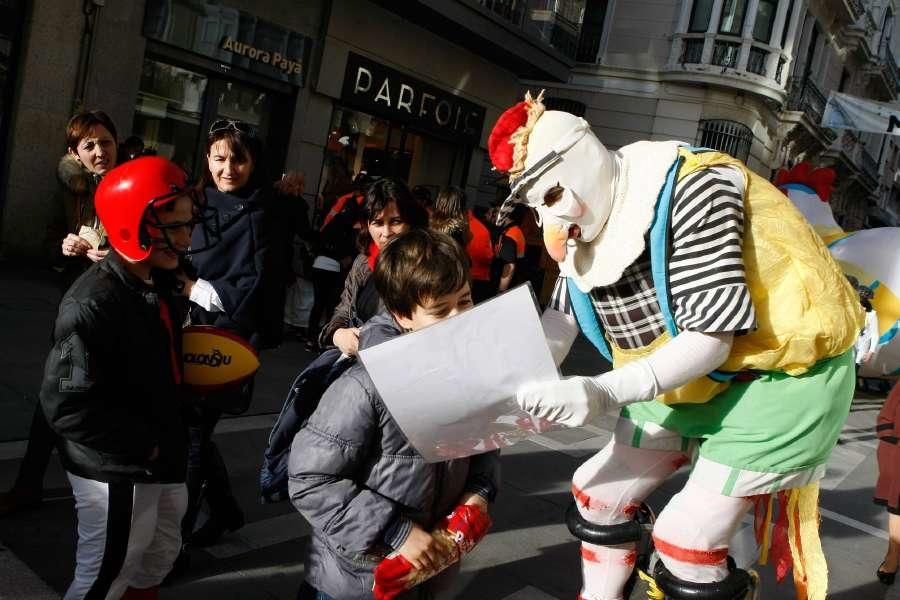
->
xmin=133 ymin=59 xmax=209 ymax=175
xmin=319 ymin=106 xmax=470 ymax=202
xmin=133 ymin=58 xmax=286 ymax=180
xmin=719 ymin=0 xmax=747 ymax=36
xmin=0 ymin=0 xmax=26 ymax=199
xmin=753 ymin=0 xmax=778 ymax=43
xmin=688 ymin=0 xmax=715 ymax=33
xmin=697 ymin=120 xmax=753 ymax=162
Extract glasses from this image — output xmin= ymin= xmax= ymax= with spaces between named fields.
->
xmin=208 ymin=119 xmax=256 ymax=137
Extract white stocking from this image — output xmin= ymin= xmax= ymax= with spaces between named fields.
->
xmin=652 ymin=480 xmax=752 ymax=583
xmin=573 ymin=440 xmax=689 ymax=600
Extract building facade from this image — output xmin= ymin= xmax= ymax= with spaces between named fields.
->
xmin=534 ymin=0 xmax=900 ymax=229
xmin=0 ymin=0 xmax=579 ymax=259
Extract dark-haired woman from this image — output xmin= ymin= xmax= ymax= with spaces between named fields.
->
xmin=317 ymin=177 xmax=429 ymax=356
xmin=176 ymin=119 xmax=281 ymax=553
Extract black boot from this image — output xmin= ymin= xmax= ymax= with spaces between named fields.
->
xmin=653 ymin=559 xmax=757 ymax=599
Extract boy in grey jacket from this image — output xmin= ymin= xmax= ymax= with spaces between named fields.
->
xmin=289 ymin=229 xmax=501 ymax=599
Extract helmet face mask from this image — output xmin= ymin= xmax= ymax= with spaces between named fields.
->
xmin=141 ymin=187 xmax=220 ymax=258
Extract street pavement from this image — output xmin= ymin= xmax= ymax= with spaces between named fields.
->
xmin=0 ymin=261 xmax=896 ymax=599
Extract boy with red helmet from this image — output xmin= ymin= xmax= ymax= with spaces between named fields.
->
xmin=40 ymin=156 xmax=218 ymax=599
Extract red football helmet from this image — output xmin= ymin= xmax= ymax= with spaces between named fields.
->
xmin=95 ymin=156 xmax=218 ymax=261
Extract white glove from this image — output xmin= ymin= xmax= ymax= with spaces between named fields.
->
xmin=516 ymin=359 xmax=659 ymax=428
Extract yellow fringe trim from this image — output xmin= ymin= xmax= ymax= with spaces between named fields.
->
xmin=508 ymin=90 xmax=545 ymax=177
xmin=787 ymin=482 xmax=828 ymax=600
xmin=758 ymin=494 xmax=774 ymax=566
xmin=636 ymin=568 xmax=666 ymax=600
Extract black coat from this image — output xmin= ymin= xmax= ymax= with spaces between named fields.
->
xmin=190 ymin=186 xmax=282 ymax=348
xmin=40 ymin=252 xmax=188 ymax=484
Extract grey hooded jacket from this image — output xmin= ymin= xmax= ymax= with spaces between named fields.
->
xmin=289 ymin=312 xmax=500 ymax=599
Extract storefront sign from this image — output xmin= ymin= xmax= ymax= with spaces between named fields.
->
xmin=341 ymin=53 xmax=486 ymax=145
xmin=143 ymin=0 xmax=310 ymax=86
xmin=220 ymin=36 xmax=302 ymax=76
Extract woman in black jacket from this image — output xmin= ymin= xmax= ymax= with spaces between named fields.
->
xmin=177 ymin=119 xmax=279 ymax=551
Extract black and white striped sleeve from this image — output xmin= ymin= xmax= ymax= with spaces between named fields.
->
xmin=547 ymin=276 xmax=574 ymax=316
xmin=668 ymin=166 xmax=756 ymax=334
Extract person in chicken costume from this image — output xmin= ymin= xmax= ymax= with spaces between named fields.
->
xmin=491 ymin=92 xmax=864 ymax=600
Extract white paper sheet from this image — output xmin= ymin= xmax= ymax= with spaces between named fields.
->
xmin=359 ymin=284 xmax=561 ymax=462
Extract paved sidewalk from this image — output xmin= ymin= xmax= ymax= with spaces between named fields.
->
xmin=0 ymin=261 xmax=895 ymax=599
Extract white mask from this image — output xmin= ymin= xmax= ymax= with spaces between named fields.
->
xmin=512 ymin=112 xmax=616 ymax=262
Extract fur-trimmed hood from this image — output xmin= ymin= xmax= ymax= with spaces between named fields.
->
xmin=57 ymin=154 xmax=99 ymax=196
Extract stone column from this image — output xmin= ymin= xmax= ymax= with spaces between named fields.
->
xmin=738 ymin=0 xmax=762 ymax=71
xmin=765 ymin=0 xmax=793 ymax=78
xmin=667 ymin=0 xmax=696 ymax=68
xmin=701 ymin=0 xmax=727 ymax=64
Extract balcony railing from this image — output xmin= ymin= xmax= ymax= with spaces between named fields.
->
xmin=787 ymin=76 xmax=828 ymax=125
xmin=845 ymin=0 xmax=865 ymax=22
xmin=479 ymin=0 xmax=525 ymax=26
xmin=680 ymin=38 xmax=704 ymax=64
xmin=775 ymin=57 xmax=786 ymax=83
xmin=712 ymin=41 xmax=741 ymax=68
xmin=747 ymin=47 xmax=769 ymax=76
xmin=476 ymin=0 xmax=585 ymax=60
xmin=878 ymin=38 xmax=900 ymax=99
xmin=861 ymin=146 xmax=879 ymax=183
xmin=666 ymin=34 xmax=790 ymax=97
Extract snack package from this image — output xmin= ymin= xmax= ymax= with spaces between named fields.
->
xmin=78 ymin=225 xmax=105 ymax=250
xmin=372 ymin=504 xmax=492 ymax=600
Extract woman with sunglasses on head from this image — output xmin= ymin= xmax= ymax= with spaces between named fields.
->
xmin=317 ymin=177 xmax=429 ymax=356
xmin=174 ymin=119 xmax=283 ymax=558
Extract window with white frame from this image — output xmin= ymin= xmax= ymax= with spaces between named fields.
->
xmin=688 ymin=0 xmax=715 ymax=32
xmin=719 ymin=0 xmax=747 ymax=36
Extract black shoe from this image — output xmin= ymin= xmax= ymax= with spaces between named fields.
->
xmin=877 ymin=561 xmax=897 ymax=585
xmin=190 ymin=509 xmax=245 ymax=547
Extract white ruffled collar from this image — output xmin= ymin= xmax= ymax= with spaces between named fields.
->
xmin=560 ymin=140 xmax=684 ymax=292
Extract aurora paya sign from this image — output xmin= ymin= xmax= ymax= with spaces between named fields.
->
xmin=143 ymin=0 xmax=311 ymax=86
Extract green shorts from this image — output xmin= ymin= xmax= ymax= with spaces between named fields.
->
xmin=620 ymin=350 xmax=855 ymax=496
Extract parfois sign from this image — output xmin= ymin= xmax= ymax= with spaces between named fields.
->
xmin=341 ymin=53 xmax=486 ymax=145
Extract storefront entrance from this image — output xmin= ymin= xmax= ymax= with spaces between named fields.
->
xmin=322 ymin=105 xmax=471 ymax=199
xmin=133 ymin=57 xmax=295 ymax=182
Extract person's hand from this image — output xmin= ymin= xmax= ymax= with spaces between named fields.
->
xmin=863 ymin=351 xmax=875 ymax=364
xmin=458 ymin=492 xmax=489 ymax=513
xmin=516 ymin=376 xmax=609 ymax=428
xmin=62 ymin=234 xmax=91 ymax=257
xmin=333 ymin=327 xmax=360 ymax=356
xmin=148 ymin=446 xmax=159 ymax=461
xmin=397 ymin=524 xmax=439 ymax=571
xmin=85 ymin=248 xmax=108 ymax=262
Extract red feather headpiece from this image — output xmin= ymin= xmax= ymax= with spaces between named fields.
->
xmin=488 ymin=101 xmax=529 ymax=173
xmin=487 ymin=91 xmax=546 ymax=175
xmin=774 ymin=162 xmax=836 ymax=202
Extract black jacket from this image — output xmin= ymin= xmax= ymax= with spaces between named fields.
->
xmin=40 ymin=252 xmax=188 ymax=484
xmin=189 ymin=186 xmax=282 ymax=348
